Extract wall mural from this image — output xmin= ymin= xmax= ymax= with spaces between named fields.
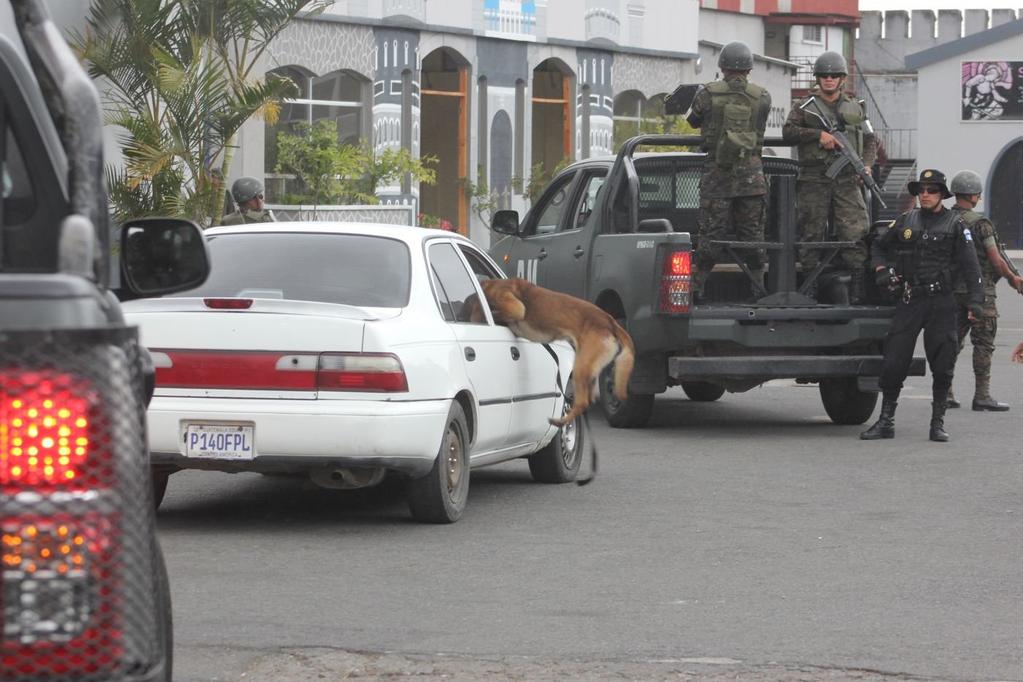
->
xmin=961 ymin=61 xmax=1022 ymax=122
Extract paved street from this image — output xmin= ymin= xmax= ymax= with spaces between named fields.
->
xmin=159 ymin=287 xmax=1023 ymax=682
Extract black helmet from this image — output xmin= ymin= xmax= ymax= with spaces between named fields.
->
xmin=718 ymin=42 xmax=753 ymax=71
xmin=950 ymin=169 xmax=983 ymax=196
xmin=813 ymin=51 xmax=848 ymax=76
xmin=231 ymin=176 xmax=264 ymax=204
xmin=907 ymin=169 xmax=953 ymax=199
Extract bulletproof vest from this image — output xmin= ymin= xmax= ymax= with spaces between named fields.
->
xmin=952 ymin=206 xmax=998 ymax=291
xmin=222 ymin=209 xmax=274 ymax=226
xmin=891 ymin=208 xmax=961 ymax=285
xmin=702 ymin=79 xmax=765 ymax=166
xmin=797 ymin=95 xmax=866 ymax=165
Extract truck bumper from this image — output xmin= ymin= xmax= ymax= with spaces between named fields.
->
xmin=668 ymin=355 xmax=927 ymax=380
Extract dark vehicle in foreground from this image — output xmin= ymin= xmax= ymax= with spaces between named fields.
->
xmin=1 ymin=1 xmax=209 ymax=679
xmin=489 ymin=135 xmax=924 ymax=428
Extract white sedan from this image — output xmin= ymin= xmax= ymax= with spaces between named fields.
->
xmin=123 ymin=222 xmax=582 ymax=523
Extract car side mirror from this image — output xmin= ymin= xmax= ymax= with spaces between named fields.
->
xmin=638 ymin=218 xmax=672 ymax=233
xmin=492 ymin=210 xmax=520 ymax=235
xmin=120 ymin=218 xmax=210 ymax=297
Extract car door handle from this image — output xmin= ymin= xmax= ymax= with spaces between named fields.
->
xmin=510 ymin=346 xmax=520 ymax=360
xmin=573 ymin=247 xmax=585 ymax=258
xmin=537 ymin=248 xmax=547 ymax=260
xmin=464 ymin=347 xmax=476 ymax=361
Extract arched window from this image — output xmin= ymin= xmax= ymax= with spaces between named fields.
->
xmin=265 ymin=66 xmax=370 ymax=201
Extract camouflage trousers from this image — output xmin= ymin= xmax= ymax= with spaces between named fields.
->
xmin=694 ymin=194 xmax=766 ymax=292
xmin=955 ymin=293 xmax=999 ymax=396
xmin=796 ymin=176 xmax=868 ymax=272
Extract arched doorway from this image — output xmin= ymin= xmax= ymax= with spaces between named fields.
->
xmin=989 ymin=139 xmax=1023 ymax=248
xmin=420 ymin=48 xmax=469 ymax=233
xmin=531 ymin=58 xmax=574 ymax=181
xmin=490 ymin=110 xmax=513 ymax=210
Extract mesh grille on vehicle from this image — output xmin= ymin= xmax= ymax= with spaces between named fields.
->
xmin=0 ymin=328 xmax=161 ymax=681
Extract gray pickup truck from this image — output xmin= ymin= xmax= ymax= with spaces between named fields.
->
xmin=488 ymin=134 xmax=924 ymax=428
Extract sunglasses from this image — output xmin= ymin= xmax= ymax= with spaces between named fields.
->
xmin=918 ymin=186 xmax=943 ymax=195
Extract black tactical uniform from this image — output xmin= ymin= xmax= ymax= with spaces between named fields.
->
xmin=861 ymin=169 xmax=983 ymax=442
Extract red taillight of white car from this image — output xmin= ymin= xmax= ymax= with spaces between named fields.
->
xmin=152 ymin=350 xmax=409 ymax=393
xmin=0 ymin=370 xmax=124 ymax=678
xmin=658 ymin=249 xmax=691 ymax=314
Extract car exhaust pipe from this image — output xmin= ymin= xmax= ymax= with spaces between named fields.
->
xmin=310 ymin=466 xmax=386 ymax=490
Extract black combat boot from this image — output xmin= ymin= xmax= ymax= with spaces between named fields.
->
xmin=860 ymin=396 xmax=897 ymax=440
xmin=929 ymin=401 xmax=950 ymax=442
xmin=945 ymin=390 xmax=961 ymax=409
xmin=972 ymin=373 xmax=1009 ymax=411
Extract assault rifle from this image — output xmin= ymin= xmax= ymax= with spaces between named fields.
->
xmin=799 ymin=98 xmax=887 ymax=209
xmin=996 ymin=240 xmax=1023 ymax=291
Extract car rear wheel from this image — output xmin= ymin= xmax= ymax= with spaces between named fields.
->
xmin=528 ymin=382 xmax=583 ymax=483
xmin=406 ymin=403 xmax=470 ymax=523
xmin=681 ymin=380 xmax=726 ymax=402
xmin=599 ymin=364 xmax=653 ymax=428
xmin=819 ymin=377 xmax=878 ymax=425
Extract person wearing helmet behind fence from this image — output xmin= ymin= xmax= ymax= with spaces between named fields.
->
xmin=861 ymin=169 xmax=983 ymax=443
xmin=221 ymin=176 xmax=276 ymax=225
xmin=944 ymin=169 xmax=1023 ymax=412
xmin=783 ymin=51 xmax=877 ymax=303
xmin=685 ymin=41 xmax=772 ymax=302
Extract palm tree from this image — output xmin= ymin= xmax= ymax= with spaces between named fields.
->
xmin=72 ymin=0 xmax=328 ymax=224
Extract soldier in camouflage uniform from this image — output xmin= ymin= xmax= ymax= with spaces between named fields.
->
xmin=945 ymin=170 xmax=1023 ymax=411
xmin=221 ymin=176 xmax=276 ymax=226
xmin=783 ymin=51 xmax=876 ymax=303
xmin=685 ymin=41 xmax=772 ymax=301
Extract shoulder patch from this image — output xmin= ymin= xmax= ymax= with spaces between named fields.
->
xmin=963 ymin=228 xmax=973 ymax=242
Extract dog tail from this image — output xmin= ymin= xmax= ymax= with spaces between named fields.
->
xmin=611 ymin=321 xmax=636 ymax=402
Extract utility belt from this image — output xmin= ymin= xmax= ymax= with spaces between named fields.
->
xmin=901 ymin=278 xmax=947 ymax=304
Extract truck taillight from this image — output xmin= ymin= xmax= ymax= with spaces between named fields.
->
xmin=0 ymin=372 xmax=105 ymax=491
xmin=658 ymin=250 xmax=691 ymax=314
xmin=1 ymin=370 xmax=123 ymax=678
xmin=1 ymin=514 xmax=123 ymax=677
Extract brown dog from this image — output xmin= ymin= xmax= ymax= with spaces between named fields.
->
xmin=475 ymin=278 xmax=635 ymax=427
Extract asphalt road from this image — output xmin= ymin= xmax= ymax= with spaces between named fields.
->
xmin=158 ymin=287 xmax=1023 ymax=682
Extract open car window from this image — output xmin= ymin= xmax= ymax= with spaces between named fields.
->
xmin=428 ymin=241 xmax=488 ymax=325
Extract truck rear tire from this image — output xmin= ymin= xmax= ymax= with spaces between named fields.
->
xmin=600 ymin=365 xmax=654 ymax=428
xmin=819 ymin=377 xmax=878 ymax=425
xmin=681 ymin=381 xmax=726 ymax=402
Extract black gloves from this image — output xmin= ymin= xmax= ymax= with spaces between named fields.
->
xmin=875 ymin=267 xmax=900 ymax=290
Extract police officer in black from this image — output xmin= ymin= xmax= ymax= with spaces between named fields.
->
xmin=861 ymin=169 xmax=983 ymax=443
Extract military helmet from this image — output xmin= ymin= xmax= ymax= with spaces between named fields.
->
xmin=718 ymin=42 xmax=753 ymax=71
xmin=231 ymin=176 xmax=264 ymax=204
xmin=907 ymin=169 xmax=953 ymax=199
xmin=813 ymin=51 xmax=848 ymax=76
xmin=950 ymin=169 xmax=984 ymax=196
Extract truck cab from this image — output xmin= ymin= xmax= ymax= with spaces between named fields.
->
xmin=489 ymin=134 xmax=924 ymax=428
xmin=1 ymin=1 xmax=209 ymax=679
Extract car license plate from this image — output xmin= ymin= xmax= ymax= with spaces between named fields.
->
xmin=183 ymin=423 xmax=255 ymax=460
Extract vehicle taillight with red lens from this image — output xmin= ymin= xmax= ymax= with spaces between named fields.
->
xmin=203 ymin=298 xmax=253 ymax=309
xmin=1 ymin=514 xmax=123 ymax=678
xmin=317 ymin=353 xmax=409 ymax=392
xmin=0 ymin=371 xmax=107 ymax=492
xmin=658 ymin=249 xmax=692 ymax=314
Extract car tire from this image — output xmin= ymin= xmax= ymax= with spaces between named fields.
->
xmin=406 ymin=402 xmax=470 ymax=523
xmin=528 ymin=381 xmax=583 ymax=483
xmin=152 ymin=469 xmax=170 ymax=510
xmin=681 ymin=380 xmax=726 ymax=402
xmin=599 ymin=364 xmax=653 ymax=428
xmin=819 ymin=377 xmax=878 ymax=425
